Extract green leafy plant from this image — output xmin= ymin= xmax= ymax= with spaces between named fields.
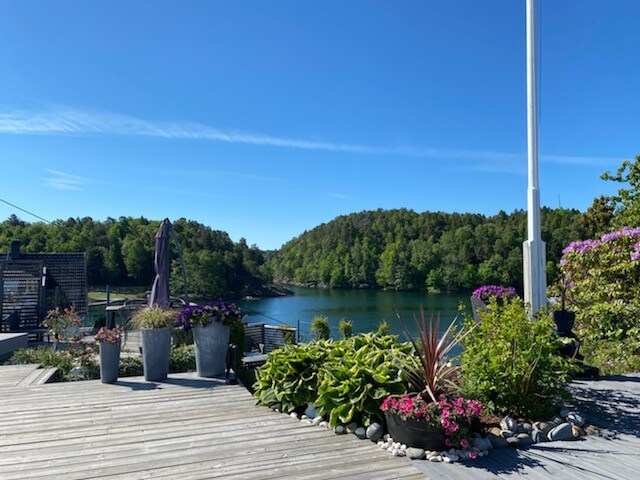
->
xmin=396 ymin=308 xmax=471 ymax=402
xmin=11 ymin=346 xmax=74 ymax=377
xmin=377 ymin=320 xmax=390 ymax=336
xmin=311 ymin=315 xmax=330 ymax=340
xmin=254 ymin=341 xmax=331 ymax=412
xmin=459 ymin=298 xmax=573 ymax=418
xmin=131 ymin=307 xmax=177 ymax=329
xmin=119 ymin=356 xmax=144 ymax=377
xmin=338 ymin=319 xmax=353 ymax=339
xmin=314 ymin=333 xmax=416 ymax=427
xmin=169 ymin=345 xmax=196 ymax=373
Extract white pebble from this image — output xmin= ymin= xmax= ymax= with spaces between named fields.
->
xmin=387 ymin=446 xmax=394 ymax=452
xmin=289 ymin=412 xmax=299 ymax=419
xmin=318 ymin=421 xmax=328 ymax=428
xmin=443 ymin=456 xmax=452 ymax=463
xmin=429 ymin=456 xmax=442 ymax=462
xmin=383 ymin=434 xmax=391 ymax=441
xmin=300 ymin=415 xmax=308 ymax=420
xmin=393 ymin=450 xmax=406 ymax=457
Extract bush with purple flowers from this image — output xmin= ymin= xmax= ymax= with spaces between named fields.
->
xmin=471 ymin=285 xmax=519 ymax=304
xmin=94 ymin=327 xmax=122 ymax=344
xmin=177 ymin=302 xmax=245 ymax=332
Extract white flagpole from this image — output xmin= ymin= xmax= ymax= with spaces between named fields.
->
xmin=523 ymin=0 xmax=547 ymax=313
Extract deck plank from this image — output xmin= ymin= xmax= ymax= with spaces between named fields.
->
xmin=0 ymin=370 xmax=423 ymax=479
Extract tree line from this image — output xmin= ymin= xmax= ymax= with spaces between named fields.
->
xmin=0 ymin=216 xmax=269 ymax=299
xmin=268 ymin=207 xmax=596 ymax=292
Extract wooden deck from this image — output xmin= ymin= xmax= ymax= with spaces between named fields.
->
xmin=0 ymin=364 xmax=57 ymax=388
xmin=412 ymin=373 xmax=640 ymax=480
xmin=0 ymin=372 xmax=425 ymax=480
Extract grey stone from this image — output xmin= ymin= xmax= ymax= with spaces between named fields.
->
xmin=393 ymin=450 xmax=406 ymax=457
xmin=536 ymin=421 xmax=557 ymax=435
xmin=553 ymin=416 xmax=564 ymax=425
xmin=270 ymin=403 xmax=281 ymax=411
xmin=548 ymin=422 xmax=575 ymax=441
xmin=500 ymin=415 xmax=518 ymax=432
xmin=531 ymin=428 xmax=547 ymax=443
xmin=334 ymin=426 xmax=346 ymax=435
xmin=572 ymin=425 xmax=585 ymax=437
xmin=507 ymin=434 xmax=533 ymax=448
xmin=472 ymin=437 xmax=493 ymax=451
xmin=489 ymin=426 xmax=502 ymax=437
xmin=366 ymin=422 xmax=384 ymax=442
xmin=304 ymin=404 xmax=319 ymax=419
xmin=567 ymin=412 xmax=585 ymax=427
xmin=500 ymin=429 xmax=515 ymax=438
xmin=406 ymin=447 xmax=426 ymax=460
xmin=488 ymin=434 xmax=509 ymax=449
xmin=346 ymin=422 xmax=359 ymax=434
xmin=429 ymin=455 xmax=442 ymax=462
xmin=319 ymin=421 xmax=328 ymax=428
xmin=559 ymin=407 xmax=570 ymax=418
xmin=520 ymin=422 xmax=532 ymax=433
xmin=354 ymin=427 xmax=367 ymax=439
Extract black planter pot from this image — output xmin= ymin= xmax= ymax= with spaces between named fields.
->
xmin=384 ymin=411 xmax=446 ymax=450
xmin=553 ymin=310 xmax=575 ymax=333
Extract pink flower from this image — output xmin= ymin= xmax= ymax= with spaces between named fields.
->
xmin=445 ymin=439 xmax=452 ymax=447
xmin=441 ymin=419 xmax=450 ymax=429
xmin=460 ymin=438 xmax=469 ymax=449
xmin=448 ymin=421 xmax=458 ymax=432
xmin=469 ymin=451 xmax=478 ymax=459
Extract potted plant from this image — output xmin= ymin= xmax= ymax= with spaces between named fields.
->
xmin=550 ymin=277 xmax=575 ymax=333
xmin=387 ymin=308 xmax=481 ymax=450
xmin=95 ymin=326 xmax=122 ymax=384
xmin=131 ymin=307 xmax=177 ymax=381
xmin=470 ymin=285 xmax=519 ymax=321
xmin=177 ymin=302 xmax=245 ymax=377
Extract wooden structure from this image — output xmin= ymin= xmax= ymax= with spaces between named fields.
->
xmin=243 ymin=322 xmax=297 ymax=369
xmin=412 ymin=373 xmax=640 ymax=480
xmin=0 ymin=364 xmax=57 ymax=388
xmin=0 ymin=371 xmax=424 ymax=479
xmin=0 ymin=240 xmax=86 ymax=339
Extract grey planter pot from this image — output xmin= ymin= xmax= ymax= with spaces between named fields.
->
xmin=141 ymin=328 xmax=172 ymax=381
xmin=193 ymin=321 xmax=230 ymax=378
xmin=99 ymin=341 xmax=121 ymax=384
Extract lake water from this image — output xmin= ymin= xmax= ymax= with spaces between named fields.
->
xmin=237 ymin=287 xmax=471 ymax=342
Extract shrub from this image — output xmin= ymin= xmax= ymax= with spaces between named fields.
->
xmin=11 ymin=347 xmax=75 ymax=376
xmin=459 ymin=298 xmax=573 ymax=418
xmin=119 ymin=356 xmax=144 ymax=377
xmin=169 ymin=345 xmax=196 ymax=373
xmin=254 ymin=341 xmax=331 ymax=412
xmin=338 ymin=319 xmax=353 ymax=339
xmin=311 ymin=315 xmax=330 ymax=340
xmin=580 ymin=329 xmax=640 ymax=375
xmin=315 ymin=333 xmax=415 ymax=426
xmin=254 ymin=332 xmax=417 ymax=427
xmin=376 ymin=320 xmax=390 ymax=336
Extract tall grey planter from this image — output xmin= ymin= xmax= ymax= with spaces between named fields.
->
xmin=141 ymin=328 xmax=172 ymax=381
xmin=193 ymin=321 xmax=230 ymax=378
xmin=99 ymin=341 xmax=121 ymax=384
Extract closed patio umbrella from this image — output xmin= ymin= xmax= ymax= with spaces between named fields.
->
xmin=148 ymin=219 xmax=171 ymax=308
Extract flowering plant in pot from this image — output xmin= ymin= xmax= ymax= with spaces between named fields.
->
xmin=95 ymin=326 xmax=122 ymax=384
xmin=177 ymin=302 xmax=245 ymax=378
xmin=381 ymin=393 xmax=483 ymax=452
xmin=386 ymin=308 xmax=481 ymax=450
xmin=471 ymin=285 xmax=519 ymax=321
xmin=548 ymin=276 xmax=575 ymax=333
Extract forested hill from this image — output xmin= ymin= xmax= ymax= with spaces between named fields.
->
xmin=0 ymin=215 xmax=269 ymax=299
xmin=269 ymin=208 xmax=594 ymax=292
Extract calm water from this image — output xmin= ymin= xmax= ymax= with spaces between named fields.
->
xmin=237 ymin=287 xmax=471 ymax=342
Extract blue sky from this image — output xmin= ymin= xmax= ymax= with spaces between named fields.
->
xmin=0 ymin=1 xmax=638 ymax=249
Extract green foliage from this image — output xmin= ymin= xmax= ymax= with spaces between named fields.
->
xmin=338 ymin=319 xmax=353 ymax=339
xmin=376 ymin=320 xmax=390 ymax=336
xmin=311 ymin=315 xmax=330 ymax=340
xmin=11 ymin=346 xmax=75 ymax=376
xmin=253 ymin=341 xmax=331 ymax=412
xmin=580 ymin=329 xmax=640 ymax=375
xmin=268 ymin=208 xmax=592 ymax=292
xmin=254 ymin=333 xmax=416 ymax=427
xmin=119 ymin=356 xmax=144 ymax=377
xmin=557 ymin=227 xmax=640 ymax=344
xmin=459 ymin=299 xmax=573 ymax=418
xmin=169 ymin=345 xmax=196 ymax=373
xmin=0 ymin=216 xmax=270 ymax=298
xmin=601 ymin=154 xmax=640 ymax=228
xmin=315 ymin=333 xmax=415 ymax=427
xmin=131 ymin=307 xmax=177 ymax=329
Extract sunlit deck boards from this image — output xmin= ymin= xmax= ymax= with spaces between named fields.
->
xmin=0 ymin=372 xmax=425 ymax=480
xmin=0 ymin=363 xmax=57 ymax=388
xmin=411 ymin=373 xmax=640 ymax=480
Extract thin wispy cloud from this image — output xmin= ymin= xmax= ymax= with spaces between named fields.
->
xmin=44 ymin=169 xmax=87 ymax=191
xmin=327 ymin=192 xmax=352 ymax=200
xmin=0 ymin=107 xmax=620 ymax=171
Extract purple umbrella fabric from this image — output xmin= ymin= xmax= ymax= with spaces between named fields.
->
xmin=148 ymin=219 xmax=171 ymax=308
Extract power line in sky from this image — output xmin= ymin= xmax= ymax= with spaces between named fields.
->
xmin=0 ymin=197 xmax=51 ymax=223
